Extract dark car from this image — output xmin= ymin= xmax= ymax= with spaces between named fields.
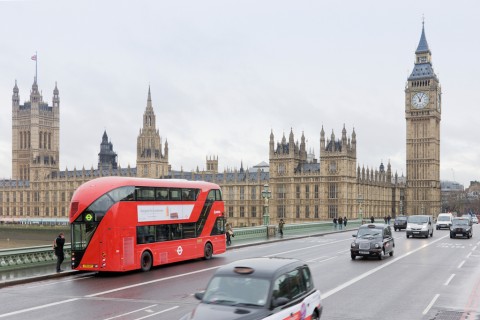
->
xmin=450 ymin=218 xmax=473 ymax=239
xmin=350 ymin=224 xmax=395 ymax=260
xmin=180 ymin=257 xmax=322 ymax=320
xmin=393 ymin=216 xmax=407 ymax=231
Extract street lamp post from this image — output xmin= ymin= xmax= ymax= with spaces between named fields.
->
xmin=357 ymin=194 xmax=364 ymax=223
xmin=262 ymin=184 xmax=271 ymax=226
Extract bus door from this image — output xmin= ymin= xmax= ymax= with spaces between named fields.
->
xmin=120 ymin=227 xmax=135 ymax=268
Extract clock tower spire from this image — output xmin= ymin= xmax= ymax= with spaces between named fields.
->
xmin=405 ymin=21 xmax=442 ymax=216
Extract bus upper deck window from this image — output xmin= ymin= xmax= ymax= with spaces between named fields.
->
xmin=207 ymin=190 xmax=216 ymax=201
xmin=156 ymin=188 xmax=169 ymax=200
xmin=170 ymin=189 xmax=181 ymax=201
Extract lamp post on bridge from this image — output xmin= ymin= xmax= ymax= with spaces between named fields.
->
xmin=262 ymin=184 xmax=271 ymax=226
xmin=357 ymin=194 xmax=364 ymax=224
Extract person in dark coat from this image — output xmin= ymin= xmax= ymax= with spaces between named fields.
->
xmin=278 ymin=219 xmax=285 ymax=236
xmin=343 ymin=216 xmax=348 ymax=227
xmin=370 ymin=216 xmax=375 ymax=223
xmin=226 ymin=223 xmax=234 ymax=245
xmin=338 ymin=217 xmax=343 ymax=229
xmin=54 ymin=232 xmax=65 ymax=272
xmin=333 ymin=217 xmax=337 ymax=228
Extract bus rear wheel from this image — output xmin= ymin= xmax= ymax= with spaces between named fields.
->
xmin=140 ymin=251 xmax=153 ymax=272
xmin=204 ymin=242 xmax=213 ymax=260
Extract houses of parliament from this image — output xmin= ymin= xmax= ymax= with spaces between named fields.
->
xmin=0 ymin=25 xmax=441 ymax=226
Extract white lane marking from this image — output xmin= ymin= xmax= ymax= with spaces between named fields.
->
xmin=472 ymin=246 xmax=477 ymax=251
xmin=322 ymin=234 xmax=449 ymax=299
xmin=337 ymin=249 xmax=350 ymax=254
xmin=85 ymin=266 xmax=221 ymax=297
xmin=265 ymin=237 xmax=353 ymax=257
xmin=27 ymin=275 xmax=95 ymax=289
xmin=444 ymin=274 xmax=455 ymax=286
xmin=467 ymin=252 xmax=472 ymax=259
xmin=0 ymin=298 xmax=79 ymax=318
xmin=0 ymin=266 xmax=219 ymax=318
xmin=103 ymin=304 xmax=158 ymax=320
xmin=422 ymin=294 xmax=440 ymax=315
xmin=132 ymin=306 xmax=179 ymax=320
xmin=458 ymin=260 xmax=465 ymax=269
xmin=316 ymin=257 xmax=336 ymax=263
xmin=306 ymin=256 xmax=327 ymax=263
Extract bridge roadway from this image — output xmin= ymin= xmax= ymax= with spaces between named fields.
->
xmin=0 ymin=221 xmax=361 ymax=285
xmin=0 ymin=224 xmax=479 ymax=319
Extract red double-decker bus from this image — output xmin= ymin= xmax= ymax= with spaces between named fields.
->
xmin=69 ymin=177 xmax=226 ymax=272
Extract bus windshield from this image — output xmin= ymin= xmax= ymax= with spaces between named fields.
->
xmin=72 ymin=186 xmax=135 ymax=250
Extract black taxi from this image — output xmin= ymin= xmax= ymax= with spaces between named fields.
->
xmin=350 ymin=224 xmax=395 ymax=260
xmin=180 ymin=257 xmax=322 ymax=320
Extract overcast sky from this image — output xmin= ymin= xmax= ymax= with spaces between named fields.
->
xmin=0 ymin=0 xmax=479 ymax=187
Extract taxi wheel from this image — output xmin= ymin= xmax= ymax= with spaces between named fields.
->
xmin=389 ymin=250 xmax=394 ymax=257
xmin=311 ymin=310 xmax=320 ymax=320
xmin=140 ymin=251 xmax=153 ymax=272
xmin=351 ymin=253 xmax=356 ymax=260
xmin=378 ymin=250 xmax=384 ymax=260
xmin=204 ymin=242 xmax=213 ymax=260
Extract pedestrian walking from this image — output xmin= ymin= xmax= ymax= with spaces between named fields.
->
xmin=226 ymin=223 xmax=234 ymax=246
xmin=338 ymin=217 xmax=343 ymax=229
xmin=384 ymin=216 xmax=388 ymax=224
xmin=333 ymin=217 xmax=337 ymax=229
xmin=370 ymin=216 xmax=375 ymax=223
xmin=54 ymin=232 xmax=65 ymax=273
xmin=278 ymin=219 xmax=285 ymax=237
xmin=344 ymin=216 xmax=348 ymax=227
xmin=387 ymin=215 xmax=391 ymax=225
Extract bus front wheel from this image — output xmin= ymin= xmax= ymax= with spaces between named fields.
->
xmin=204 ymin=242 xmax=213 ymax=260
xmin=140 ymin=251 xmax=153 ymax=272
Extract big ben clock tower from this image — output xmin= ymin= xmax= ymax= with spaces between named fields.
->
xmin=405 ymin=22 xmax=441 ymax=216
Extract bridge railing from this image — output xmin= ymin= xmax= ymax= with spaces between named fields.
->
xmin=232 ymin=219 xmax=363 ymax=240
xmin=0 ymin=219 xmax=367 ymax=271
xmin=0 ymin=245 xmax=72 ymax=271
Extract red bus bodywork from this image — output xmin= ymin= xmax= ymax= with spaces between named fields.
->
xmin=69 ymin=177 xmax=226 ymax=272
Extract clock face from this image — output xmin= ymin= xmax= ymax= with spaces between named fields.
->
xmin=412 ymin=92 xmax=429 ymax=109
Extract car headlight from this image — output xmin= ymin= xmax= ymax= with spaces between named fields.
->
xmin=351 ymin=242 xmax=356 ymax=248
xmin=374 ymin=243 xmax=381 ymax=248
xmin=421 ymin=225 xmax=428 ymax=231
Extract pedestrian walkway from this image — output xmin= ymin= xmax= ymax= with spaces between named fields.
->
xmin=0 ymin=224 xmax=359 ymax=288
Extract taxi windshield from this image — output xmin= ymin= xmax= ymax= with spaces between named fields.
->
xmin=202 ymin=276 xmax=270 ymax=307
xmin=452 ymin=219 xmax=469 ymax=226
xmin=357 ymin=227 xmax=382 ymax=238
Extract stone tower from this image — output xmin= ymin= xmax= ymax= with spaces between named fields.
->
xmin=11 ymin=78 xmax=60 ymax=181
xmin=320 ymin=125 xmax=357 ymax=218
xmin=136 ymin=86 xmax=169 ymax=178
xmin=206 ymin=155 xmax=218 ymax=173
xmin=405 ymin=22 xmax=441 ymax=215
xmin=98 ymin=130 xmax=118 ymax=171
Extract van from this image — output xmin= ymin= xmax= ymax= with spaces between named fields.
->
xmin=406 ymin=215 xmax=434 ymax=238
xmin=436 ymin=213 xmax=453 ymax=230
